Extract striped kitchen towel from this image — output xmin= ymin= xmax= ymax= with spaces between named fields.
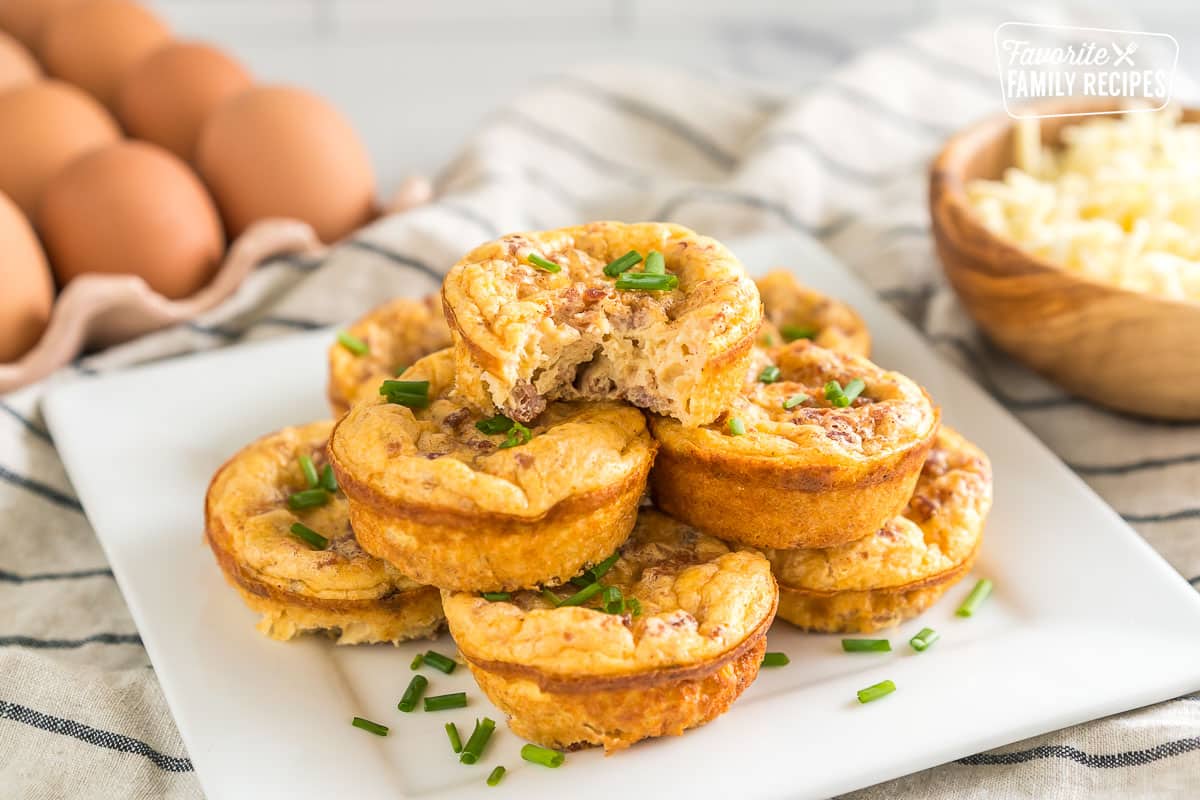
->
xmin=2 ymin=8 xmax=1198 ymax=800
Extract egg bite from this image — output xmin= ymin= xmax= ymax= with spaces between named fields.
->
xmin=442 ymin=509 xmax=778 ymax=752
xmin=440 ymin=221 xmax=762 ymax=426
xmin=327 ymin=295 xmax=452 ymax=415
xmin=205 ymin=420 xmax=443 ymax=644
xmin=328 ymin=348 xmax=657 ymax=592
xmin=763 ymin=426 xmax=992 ymax=633
xmin=650 ymin=339 xmax=939 ymax=549
xmin=755 ymin=269 xmax=871 ymax=358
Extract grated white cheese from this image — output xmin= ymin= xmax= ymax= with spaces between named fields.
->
xmin=966 ymin=107 xmax=1200 ymax=302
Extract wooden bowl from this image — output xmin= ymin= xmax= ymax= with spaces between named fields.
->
xmin=930 ymin=99 xmax=1200 ymax=421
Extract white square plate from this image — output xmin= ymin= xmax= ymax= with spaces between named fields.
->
xmin=44 ymin=233 xmax=1200 ymax=800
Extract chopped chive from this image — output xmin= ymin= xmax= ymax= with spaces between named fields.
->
xmin=498 ymin=421 xmax=532 ymax=449
xmin=475 ymin=414 xmax=514 ymax=435
xmin=288 ymin=522 xmax=329 ymax=550
xmin=379 ymin=379 xmax=431 ymax=408
xmin=910 ymin=627 xmax=940 ymax=652
xmin=586 ymin=552 xmax=621 ymax=582
xmin=627 ymin=597 xmax=642 ymax=616
xmin=482 ymin=592 xmax=511 ymax=602
xmin=394 ymin=364 xmax=407 ymax=376
xmin=541 ymin=588 xmax=561 ymax=607
xmin=445 ymin=722 xmax=463 ymax=753
xmin=424 ymin=692 xmax=468 ymax=712
xmin=760 ymin=332 xmax=776 ymax=347
xmin=956 ymin=579 xmax=993 ymax=617
xmin=486 ymin=766 xmax=506 ymax=787
xmin=823 ymin=378 xmax=866 ymax=407
xmin=603 ymin=249 xmax=642 ymax=277
xmin=521 ymin=744 xmax=565 ymax=768
xmin=527 ymin=253 xmax=562 ymax=273
xmin=423 ymin=650 xmax=458 ymax=675
xmin=643 ymin=250 xmax=665 ymax=274
xmin=615 ymin=272 xmax=679 ymax=291
xmin=761 ymin=652 xmax=790 ymax=667
xmin=558 ymin=582 xmax=604 ymax=607
xmin=287 ymin=488 xmax=329 ymax=510
xmin=781 ymin=324 xmax=817 ymax=342
xmin=319 ymin=463 xmax=338 ymax=493
xmin=410 ymin=653 xmax=423 ymax=670
xmin=397 ymin=674 xmax=428 ymax=713
xmin=298 ymin=454 xmax=319 ymax=488
xmin=843 ymin=378 xmax=866 ymax=403
xmin=758 ymin=365 xmax=781 ymax=383
xmin=337 ymin=331 xmax=369 ymax=356
xmin=842 ymin=638 xmax=891 ymax=653
xmin=459 ymin=717 xmax=496 ymax=764
xmin=602 ymin=585 xmax=624 ymax=614
xmin=727 ymin=417 xmax=746 ymax=436
xmin=857 ymin=679 xmax=896 ymax=704
xmin=352 ymin=716 xmax=388 ymax=736
xmin=783 ymin=393 xmax=809 ymax=409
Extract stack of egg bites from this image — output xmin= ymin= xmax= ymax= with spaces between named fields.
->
xmin=205 ymin=221 xmax=994 ymax=753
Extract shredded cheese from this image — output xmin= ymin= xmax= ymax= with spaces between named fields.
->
xmin=966 ymin=107 xmax=1200 ymax=302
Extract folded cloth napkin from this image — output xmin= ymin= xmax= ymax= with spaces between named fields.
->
xmin=2 ymin=12 xmax=1198 ymax=800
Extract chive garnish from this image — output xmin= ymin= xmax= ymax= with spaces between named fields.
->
xmin=287 ymin=488 xmax=329 ymax=510
xmin=397 ymin=674 xmax=428 ymax=713
xmin=844 ymin=378 xmax=866 ymax=402
xmin=558 ymin=582 xmax=604 ymax=607
xmin=842 ymin=638 xmax=891 ymax=653
xmin=298 ymin=454 xmax=319 ymax=488
xmin=475 ymin=414 xmax=514 ymax=435
xmin=459 ymin=717 xmax=496 ymax=764
xmin=482 ymin=592 xmax=511 ymax=602
xmin=486 ymin=766 xmax=506 ymax=787
xmin=643 ymin=250 xmax=665 ymax=274
xmin=602 ymin=585 xmax=624 ymax=614
xmin=541 ymin=588 xmax=561 ymax=607
xmin=288 ymin=522 xmax=329 ymax=550
xmin=761 ymin=652 xmax=790 ymax=667
xmin=910 ymin=627 xmax=940 ymax=652
xmin=352 ymin=716 xmax=388 ymax=736
xmin=603 ymin=250 xmax=642 ymax=277
xmin=758 ymin=365 xmax=781 ymax=384
xmin=783 ymin=393 xmax=808 ymax=409
xmin=410 ymin=653 xmax=423 ymax=670
xmin=615 ymin=272 xmax=678 ymax=291
xmin=379 ymin=379 xmax=431 ymax=408
xmin=727 ymin=417 xmax=746 ymax=436
xmin=781 ymin=324 xmax=817 ymax=342
xmin=319 ymin=464 xmax=338 ymax=493
xmin=337 ymin=331 xmax=369 ymax=356
xmin=394 ymin=364 xmax=407 ymax=376
xmin=583 ymin=552 xmax=620 ymax=583
xmin=627 ymin=597 xmax=642 ymax=616
xmin=824 ymin=378 xmax=865 ymax=407
xmin=521 ymin=744 xmax=565 ymax=768
xmin=498 ymin=421 xmax=532 ymax=449
xmin=446 ymin=722 xmax=463 ymax=753
xmin=857 ymin=679 xmax=896 ymax=704
xmin=424 ymin=692 xmax=468 ymax=712
xmin=761 ymin=332 xmax=776 ymax=347
xmin=527 ymin=253 xmax=562 ymax=273
xmin=956 ymin=579 xmax=993 ymax=617
xmin=423 ymin=650 xmax=457 ymax=674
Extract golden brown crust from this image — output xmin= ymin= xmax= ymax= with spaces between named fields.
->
xmin=329 ymin=348 xmax=658 ymax=591
xmin=440 ymin=221 xmax=762 ymax=426
xmin=767 ymin=426 xmax=992 ymax=633
xmin=204 ymin=420 xmax=444 ymax=644
xmin=755 ymin=269 xmax=871 ymax=358
xmin=650 ymin=340 xmax=940 ymax=548
xmin=326 ymin=295 xmax=452 ymax=416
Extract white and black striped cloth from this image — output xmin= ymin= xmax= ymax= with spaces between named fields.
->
xmin=2 ymin=12 xmax=1198 ymax=800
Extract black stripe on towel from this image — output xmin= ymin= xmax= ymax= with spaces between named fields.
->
xmin=1122 ymin=508 xmax=1200 ymax=525
xmin=653 ymin=186 xmax=851 ymax=240
xmin=0 ymin=400 xmax=51 ymax=443
xmin=1067 ymin=452 xmax=1200 ymax=477
xmin=0 ymin=633 xmax=142 ymax=649
xmin=0 ymin=567 xmax=113 ymax=583
xmin=491 ymin=108 xmax=651 ymax=185
xmin=0 ymin=465 xmax=84 ymax=513
xmin=958 ymin=737 xmax=1200 ymax=768
xmin=0 ymin=700 xmax=193 ymax=772
xmin=342 ymin=240 xmax=444 ymax=281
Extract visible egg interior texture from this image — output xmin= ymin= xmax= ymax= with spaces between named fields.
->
xmin=0 ymin=29 xmax=40 ymax=91
xmin=0 ymin=189 xmax=54 ymax=362
xmin=196 ymin=85 xmax=376 ymax=242
xmin=0 ymin=80 xmax=120 ymax=217
xmin=39 ymin=0 xmax=170 ymax=110
xmin=117 ymin=41 xmax=252 ymax=162
xmin=37 ymin=141 xmax=225 ymax=299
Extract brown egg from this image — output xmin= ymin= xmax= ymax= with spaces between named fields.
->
xmin=0 ymin=0 xmax=83 ymax=50
xmin=38 ymin=141 xmax=224 ymax=299
xmin=39 ymin=0 xmax=170 ymax=110
xmin=0 ymin=29 xmax=40 ymax=91
xmin=116 ymin=41 xmax=251 ymax=161
xmin=196 ymin=85 xmax=376 ymax=242
xmin=0 ymin=189 xmax=54 ymax=362
xmin=0 ymin=80 xmax=120 ymax=217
